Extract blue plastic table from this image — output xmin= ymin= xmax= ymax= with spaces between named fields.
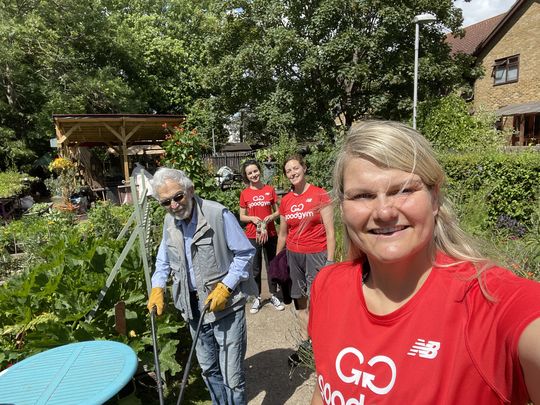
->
xmin=0 ymin=340 xmax=138 ymax=405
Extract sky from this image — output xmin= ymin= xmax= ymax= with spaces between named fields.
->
xmin=455 ymin=0 xmax=516 ymax=26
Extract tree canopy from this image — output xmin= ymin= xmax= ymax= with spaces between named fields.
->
xmin=0 ymin=0 xmax=212 ymax=171
xmin=0 ymin=0 xmax=476 ymax=171
xmin=202 ymin=0 xmax=476 ymax=145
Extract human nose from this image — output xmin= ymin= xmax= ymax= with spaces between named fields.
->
xmin=373 ymin=196 xmax=398 ymax=221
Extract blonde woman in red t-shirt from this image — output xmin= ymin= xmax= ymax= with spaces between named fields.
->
xmin=309 ymin=121 xmax=540 ymax=405
xmin=239 ymin=159 xmax=285 ymax=314
xmin=276 ymin=154 xmax=335 ymax=362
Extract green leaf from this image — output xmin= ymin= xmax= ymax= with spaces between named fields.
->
xmin=158 ymin=339 xmax=182 ymax=376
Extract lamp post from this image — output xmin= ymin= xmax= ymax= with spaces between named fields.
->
xmin=412 ymin=13 xmax=436 ymax=129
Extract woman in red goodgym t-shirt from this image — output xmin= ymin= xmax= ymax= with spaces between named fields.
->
xmin=239 ymin=159 xmax=285 ymax=314
xmin=276 ymin=154 xmax=335 ymax=354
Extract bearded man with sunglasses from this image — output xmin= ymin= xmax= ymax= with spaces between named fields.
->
xmin=147 ymin=167 xmax=256 ymax=405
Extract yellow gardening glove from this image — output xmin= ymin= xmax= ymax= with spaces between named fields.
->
xmin=205 ymin=282 xmax=232 ymax=312
xmin=147 ymin=287 xmax=165 ymax=315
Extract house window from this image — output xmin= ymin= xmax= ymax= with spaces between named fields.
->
xmin=492 ymin=55 xmax=519 ymax=85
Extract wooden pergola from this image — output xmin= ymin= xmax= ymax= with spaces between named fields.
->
xmin=53 ymin=114 xmax=185 ymax=183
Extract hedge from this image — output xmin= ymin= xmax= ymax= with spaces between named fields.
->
xmin=440 ymin=150 xmax=540 ymax=233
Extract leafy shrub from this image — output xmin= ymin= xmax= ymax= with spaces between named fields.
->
xmin=0 ymin=202 xmax=186 ymax=380
xmin=0 ymin=171 xmax=34 ymax=198
xmin=418 ymin=93 xmax=507 ymax=153
xmin=202 ymin=181 xmax=242 ymax=215
xmin=157 ymin=123 xmax=245 ymax=221
xmin=160 ymin=125 xmax=213 ymax=194
xmin=24 ymin=202 xmax=53 ymax=216
xmin=255 ymin=133 xmax=299 ymax=191
xmin=481 ymin=203 xmax=540 ymax=282
xmin=305 ymin=142 xmax=339 ymax=191
xmin=0 ymin=210 xmax=77 ymax=259
xmin=0 ymin=127 xmax=37 ymax=172
xmin=0 ymin=251 xmax=24 ymax=285
xmin=442 ymin=150 xmax=540 ymax=233
xmin=77 ymin=201 xmax=134 ymax=239
xmin=0 ymin=234 xmax=182 ymax=376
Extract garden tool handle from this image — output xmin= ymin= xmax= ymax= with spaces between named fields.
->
xmin=177 ymin=303 xmax=210 ymax=405
xmin=150 ymin=307 xmax=165 ymax=405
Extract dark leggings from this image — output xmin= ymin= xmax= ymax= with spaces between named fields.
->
xmin=249 ymin=236 xmax=278 ymax=296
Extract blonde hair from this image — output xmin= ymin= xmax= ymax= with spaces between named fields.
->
xmin=334 ymin=120 xmax=489 ymax=271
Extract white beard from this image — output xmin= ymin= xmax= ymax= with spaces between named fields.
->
xmin=172 ymin=198 xmax=193 ymax=221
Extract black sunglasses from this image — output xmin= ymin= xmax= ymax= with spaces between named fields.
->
xmin=159 ymin=191 xmax=185 ymax=207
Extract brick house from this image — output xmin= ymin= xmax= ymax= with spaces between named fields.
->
xmin=447 ymin=0 xmax=540 ymax=145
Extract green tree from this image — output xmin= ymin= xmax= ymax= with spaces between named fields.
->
xmin=200 ymin=0 xmax=476 ymax=145
xmin=0 ymin=0 xmax=212 ymax=171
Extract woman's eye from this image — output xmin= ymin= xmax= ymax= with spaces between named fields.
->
xmin=350 ymin=193 xmax=374 ymax=200
xmin=390 ymin=187 xmax=415 ymax=196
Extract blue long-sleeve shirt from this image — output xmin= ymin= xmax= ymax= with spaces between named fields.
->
xmin=152 ymin=206 xmax=255 ymax=291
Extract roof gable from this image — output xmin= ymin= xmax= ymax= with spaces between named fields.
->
xmin=445 ymin=0 xmax=535 ymax=57
xmin=53 ymin=114 xmax=185 ymax=147
xmin=474 ymin=0 xmax=531 ymax=56
xmin=446 ymin=13 xmax=505 ymax=55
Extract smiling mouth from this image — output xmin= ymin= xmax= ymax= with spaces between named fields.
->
xmin=370 ymin=226 xmax=408 ymax=235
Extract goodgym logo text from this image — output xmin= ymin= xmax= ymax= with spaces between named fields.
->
xmin=285 ymin=203 xmax=314 ymax=220
xmin=318 ymin=347 xmax=396 ymax=404
xmin=247 ymin=194 xmax=270 ymax=208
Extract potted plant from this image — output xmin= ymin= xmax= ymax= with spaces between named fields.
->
xmin=46 ymin=157 xmax=79 ymax=210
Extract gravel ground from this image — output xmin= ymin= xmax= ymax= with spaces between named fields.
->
xmin=244 ymin=272 xmax=316 ymax=405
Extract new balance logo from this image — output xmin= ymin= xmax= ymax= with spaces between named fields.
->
xmin=407 ymin=339 xmax=440 ymax=359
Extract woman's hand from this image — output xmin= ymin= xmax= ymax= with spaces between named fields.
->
xmin=256 ymin=220 xmax=268 ymax=244
xmin=251 ymin=216 xmax=262 ymax=225
xmin=256 ymin=230 xmax=268 ymax=245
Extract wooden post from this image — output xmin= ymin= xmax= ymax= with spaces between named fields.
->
xmin=519 ymin=114 xmax=525 ymax=146
xmin=114 ymin=301 xmax=127 ymax=336
xmin=121 ymin=142 xmax=130 ymax=184
xmin=121 ymin=118 xmax=129 ymax=184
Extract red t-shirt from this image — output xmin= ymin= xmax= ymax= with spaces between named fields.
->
xmin=239 ymin=184 xmax=278 ymax=239
xmin=308 ymin=254 xmax=540 ymax=404
xmin=279 ymin=184 xmax=331 ymax=254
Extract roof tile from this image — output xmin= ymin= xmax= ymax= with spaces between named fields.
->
xmin=446 ymin=13 xmax=506 ymax=55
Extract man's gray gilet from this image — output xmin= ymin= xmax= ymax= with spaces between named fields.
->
xmin=164 ymin=195 xmax=256 ymax=323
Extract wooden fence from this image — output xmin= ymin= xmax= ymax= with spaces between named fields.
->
xmin=204 ymin=152 xmax=255 ymax=173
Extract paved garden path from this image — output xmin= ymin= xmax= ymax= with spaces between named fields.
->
xmin=244 ymin=271 xmax=316 ymax=405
